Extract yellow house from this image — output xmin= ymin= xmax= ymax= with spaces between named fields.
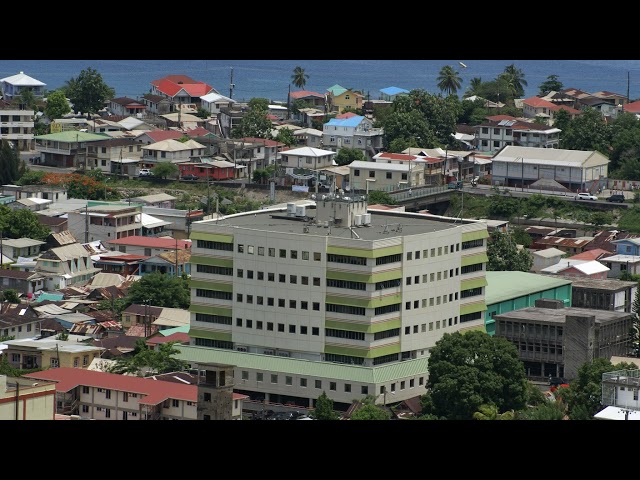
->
xmin=327 ymin=84 xmax=363 ymax=113
xmin=0 ymin=375 xmax=56 ymax=420
xmin=2 ymin=336 xmax=104 ymax=370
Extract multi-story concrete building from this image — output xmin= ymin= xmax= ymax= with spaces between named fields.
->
xmin=177 ymin=193 xmax=489 ymax=411
xmin=322 ymin=114 xmax=384 ymax=160
xmin=35 ymin=243 xmax=101 ymax=289
xmin=0 ymin=101 xmax=35 ymax=151
xmin=2 ymin=336 xmax=104 ymax=370
xmin=0 ymin=375 xmax=56 ymax=420
xmin=493 ymin=298 xmax=634 ymax=381
xmin=66 ymin=204 xmax=143 ymax=244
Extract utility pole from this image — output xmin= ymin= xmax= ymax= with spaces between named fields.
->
xmin=229 ymin=67 xmax=235 ymax=99
xmin=84 ymin=204 xmax=89 ymax=243
xmin=175 ymin=237 xmax=179 ymax=278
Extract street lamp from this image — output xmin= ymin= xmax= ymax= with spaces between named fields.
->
xmin=521 ymin=157 xmax=524 ymax=191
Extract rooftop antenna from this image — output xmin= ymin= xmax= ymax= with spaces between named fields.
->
xmin=229 ymin=67 xmax=235 ymax=99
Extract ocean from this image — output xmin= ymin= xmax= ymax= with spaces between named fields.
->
xmin=1 ymin=59 xmax=640 ymax=104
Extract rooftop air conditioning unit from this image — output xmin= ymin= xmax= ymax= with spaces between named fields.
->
xmin=295 ymin=205 xmax=306 ymax=217
xmin=354 ymin=215 xmax=363 ymax=226
xmin=363 ymin=213 xmax=372 ymax=225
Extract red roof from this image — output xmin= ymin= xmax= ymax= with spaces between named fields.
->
xmin=336 ymin=112 xmax=358 ymax=119
xmin=107 ymin=236 xmax=191 ymax=249
xmin=151 ymin=75 xmax=215 ymax=98
xmin=375 ymin=152 xmax=418 ymax=161
xmin=24 ymin=367 xmax=196 ymax=405
xmin=239 ymin=137 xmax=283 ymax=147
xmin=567 ymin=248 xmax=611 ymax=261
xmin=147 ymin=332 xmax=191 ymax=345
xmin=185 ymin=126 xmax=211 ymax=137
xmin=289 ymin=90 xmax=324 ymax=100
xmin=622 ymin=100 xmax=640 ymax=113
xmin=97 ymin=254 xmax=148 ymax=262
xmin=144 ymin=130 xmax=184 ymax=142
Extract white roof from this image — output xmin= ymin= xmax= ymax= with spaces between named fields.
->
xmin=349 ymin=160 xmax=410 ymax=172
xmin=200 ymin=92 xmax=235 ymax=104
xmin=282 ymin=146 xmax=337 ymax=157
xmin=293 ymin=128 xmax=323 ymax=137
xmin=133 ymin=192 xmax=177 ymax=203
xmin=493 ymin=146 xmax=610 ymax=168
xmin=153 ymin=307 xmax=190 ymax=327
xmin=540 ymin=259 xmax=587 ymax=274
xmin=0 ymin=71 xmax=46 ymax=87
xmin=16 ymin=197 xmax=52 ymax=206
xmin=143 ymin=139 xmax=205 ymax=152
xmin=141 ymin=212 xmax=172 ymax=229
xmin=87 ymin=272 xmax=126 ymax=288
xmin=600 ymin=254 xmax=640 ymax=263
xmin=117 ymin=116 xmax=146 ymax=130
xmin=594 ymin=405 xmax=640 ymax=420
xmin=543 ymin=259 xmax=608 ymax=275
xmin=533 ymin=247 xmax=566 ymax=258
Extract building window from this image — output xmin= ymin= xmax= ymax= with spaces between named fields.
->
xmin=330 ymin=382 xmax=337 ymax=391
xmin=82 ymin=386 xmax=89 ymax=394
xmin=300 ymin=378 xmax=307 ymax=387
xmin=271 ymin=374 xmax=278 ymax=384
xmin=172 ymin=399 xmax=179 ymax=408
xmin=344 ymin=383 xmax=351 ymax=393
xmin=267 ymin=322 xmax=274 ymax=331
xmin=257 ymin=373 xmax=263 ymax=382
xmin=315 ymin=380 xmax=322 ymax=389
xmin=286 ymin=376 xmax=293 ymax=386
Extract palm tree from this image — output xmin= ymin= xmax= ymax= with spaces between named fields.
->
xmin=472 ymin=403 xmax=515 ymax=420
xmin=499 ymin=64 xmax=528 ymax=98
xmin=436 ymin=65 xmax=462 ymax=96
xmin=464 ymin=77 xmax=483 ymax=98
xmin=291 ymin=66 xmax=309 ymax=89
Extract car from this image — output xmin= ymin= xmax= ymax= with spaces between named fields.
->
xmin=181 ymin=174 xmax=199 ymax=181
xmin=447 ymin=181 xmax=463 ymax=190
xmin=266 ymin=411 xmax=304 ymax=421
xmin=138 ymin=169 xmax=153 ymax=177
xmin=574 ymin=192 xmax=597 ymax=201
xmin=606 ymin=194 xmax=625 ymax=203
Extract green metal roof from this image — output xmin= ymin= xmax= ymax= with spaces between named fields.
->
xmin=485 ymin=271 xmax=572 ymax=305
xmin=35 ymin=131 xmax=111 ymax=142
xmin=175 ymin=344 xmax=429 ymax=383
xmin=160 ymin=325 xmax=190 ymax=336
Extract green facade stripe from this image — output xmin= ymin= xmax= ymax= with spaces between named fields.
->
xmin=326 ymin=244 xmax=402 ymax=259
xmin=462 ymin=230 xmax=489 ymax=242
xmin=190 ymin=232 xmax=234 ymax=243
xmin=326 ymin=293 xmax=402 ymax=309
xmin=324 ymin=318 xmax=401 ymax=334
xmin=461 ymin=253 xmax=489 ymax=267
xmin=324 ymin=343 xmax=400 ymax=359
xmin=460 ymin=302 xmax=488 ymax=315
xmin=190 ymin=304 xmax=232 ymax=316
xmin=189 ymin=279 xmax=233 ymax=292
xmin=190 ymin=255 xmax=233 ymax=268
xmin=461 ymin=277 xmax=489 ymax=290
xmin=326 ymin=269 xmax=402 ymax=283
xmin=189 ymin=329 xmax=232 ymax=341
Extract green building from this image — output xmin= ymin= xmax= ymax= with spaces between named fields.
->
xmin=484 ymin=271 xmax=572 ymax=335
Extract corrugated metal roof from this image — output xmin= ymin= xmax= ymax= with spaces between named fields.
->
xmin=175 ymin=344 xmax=429 ymax=383
xmin=485 ymin=271 xmax=572 ymax=305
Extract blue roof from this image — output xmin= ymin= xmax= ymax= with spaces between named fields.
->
xmin=326 ymin=115 xmax=365 ymax=127
xmin=380 ymin=86 xmax=409 ymax=96
xmin=35 ymin=293 xmax=64 ymax=302
xmin=160 ymin=325 xmax=190 ymax=336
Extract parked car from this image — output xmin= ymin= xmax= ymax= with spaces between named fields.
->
xmin=181 ymin=174 xmax=199 ymax=181
xmin=138 ymin=169 xmax=153 ymax=177
xmin=447 ymin=181 xmax=463 ymax=190
xmin=606 ymin=194 xmax=625 ymax=203
xmin=266 ymin=411 xmax=304 ymax=420
xmin=574 ymin=192 xmax=597 ymax=201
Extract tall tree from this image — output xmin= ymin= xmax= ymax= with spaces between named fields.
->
xmin=499 ymin=63 xmax=528 ymax=98
xmin=0 ymin=140 xmax=21 ymax=184
xmin=538 ymin=74 xmax=563 ymax=96
xmin=487 ymin=230 xmax=533 ymax=272
xmin=350 ymin=403 xmax=392 ymax=420
xmin=153 ymin=162 xmax=179 ymax=179
xmin=334 ymin=147 xmax=365 ymax=166
xmin=125 ymin=271 xmax=190 ymax=309
xmin=109 ymin=341 xmax=189 ymax=376
xmin=44 ymin=90 xmax=72 ymax=121
xmin=436 ymin=65 xmax=462 ymax=96
xmin=0 ymin=205 xmax=50 ymax=241
xmin=291 ymin=66 xmax=309 ymax=89
xmin=464 ymin=77 xmax=483 ymax=98
xmin=314 ymin=391 xmax=340 ymax=420
xmin=421 ymin=330 xmax=528 ymax=420
xmin=63 ymin=67 xmax=115 ymax=115
xmin=559 ymin=107 xmax=611 ymax=153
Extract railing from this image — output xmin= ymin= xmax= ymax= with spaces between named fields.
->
xmin=390 ymin=184 xmax=448 ymax=202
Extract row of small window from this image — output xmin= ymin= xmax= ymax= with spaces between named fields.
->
xmin=238 ymin=244 xmax=323 ymax=261
xmin=81 ymin=406 xmax=139 ymax=418
xmin=517 ymin=343 xmax=563 ymax=355
xmin=499 ymin=322 xmax=564 ymax=337
xmin=236 ymin=269 xmax=322 ymax=286
xmin=91 ymin=387 xmax=139 ymax=400
xmin=406 ymin=244 xmax=461 ymax=261
xmin=196 ymin=314 xmax=322 ymax=335
xmin=239 ymin=370 xmax=425 ymax=393
xmin=48 ymin=355 xmax=92 ymax=368
xmin=618 ymin=386 xmax=640 ymax=401
xmin=2 ymin=323 xmax=33 ymax=336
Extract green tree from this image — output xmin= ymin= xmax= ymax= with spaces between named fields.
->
xmin=125 ymin=271 xmax=190 ymax=309
xmin=44 ymin=90 xmax=72 ymax=120
xmin=517 ymin=398 xmax=566 ymax=420
xmin=314 ymin=391 xmax=340 ymax=420
xmin=17 ymin=170 xmax=46 ymax=185
xmin=0 ymin=140 xmax=21 ymax=184
xmin=232 ymin=107 xmax=272 ymax=139
xmin=487 ymin=230 xmax=533 ymax=272
xmin=436 ymin=65 xmax=462 ymax=96
xmin=464 ymin=77 xmax=483 ymax=98
xmin=350 ymin=403 xmax=392 ymax=420
xmin=421 ymin=330 xmax=528 ymax=420
xmin=1 ymin=289 xmax=19 ymax=303
xmin=559 ymin=107 xmax=611 ymax=153
xmin=291 ymin=66 xmax=309 ymax=89
xmin=499 ymin=64 xmax=528 ymax=98
xmin=552 ymin=108 xmax=571 ymax=134
xmin=538 ymin=75 xmax=563 ymax=96
xmin=367 ymin=190 xmax=397 ymax=205
xmin=334 ymin=147 xmax=365 ymax=166
xmin=63 ymin=67 xmax=115 ymax=115
xmin=110 ymin=341 xmax=189 ymax=376
xmin=18 ymin=89 xmax=38 ymax=111
xmin=588 ymin=211 xmax=613 ymax=234
xmin=274 ymin=128 xmax=297 ymax=148
xmin=0 ymin=206 xmax=50 ymax=241
xmin=152 ymin=162 xmax=179 ymax=179
xmin=380 ymin=110 xmax=434 ymax=151
xmin=472 ymin=403 xmax=515 ymax=420
xmin=248 ymin=98 xmax=270 ymax=112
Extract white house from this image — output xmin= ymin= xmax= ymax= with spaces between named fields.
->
xmin=322 ymin=115 xmax=384 ymax=160
xmin=200 ymin=92 xmax=236 ymax=115
xmin=142 ymin=139 xmax=206 ymax=164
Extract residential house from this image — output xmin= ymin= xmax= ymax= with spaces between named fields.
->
xmin=108 ymin=97 xmax=147 ymax=118
xmin=107 ymin=235 xmax=191 ymax=257
xmin=218 ymin=103 xmax=246 ymax=138
xmin=34 ymin=130 xmax=112 ymax=169
xmin=92 ymin=253 xmax=147 ymax=276
xmin=598 ymin=368 xmax=640 ymax=420
xmin=585 ymin=229 xmax=640 ymax=255
xmin=90 ymin=115 xmax=154 ymax=136
xmin=177 ymin=159 xmax=235 ymax=181
xmin=0 ymin=71 xmax=46 ymax=102
xmin=50 ymin=116 xmax=91 ymax=133
xmin=151 ymin=307 xmax=190 ymax=331
xmin=2 ymin=336 xmax=104 ymax=370
xmin=0 ymin=302 xmax=42 ymax=339
xmin=289 ymin=90 xmax=326 ymax=110
xmin=141 ymin=138 xmax=206 ymax=167
xmin=140 ymin=212 xmax=172 ymax=237
xmin=199 ymin=92 xmax=236 ymax=116
xmin=0 ymin=375 xmax=56 ymax=420
xmin=159 ymin=112 xmax=204 ymax=131
xmin=268 ymin=104 xmax=288 ymax=121
xmin=540 ymin=259 xmax=610 ymax=279
xmin=139 ymin=249 xmax=190 ymax=277
xmin=483 ymin=271 xmax=573 ymax=336
xmin=130 ymin=193 xmax=176 ymax=209
xmin=35 ymin=243 xmax=102 ymax=290
xmin=322 ymin=114 xmax=384 ymax=160
xmin=371 ymin=151 xmax=430 ymax=189
xmin=0 ymin=237 xmax=46 ymax=261
xmin=236 ymin=137 xmax=283 ymax=171
xmin=7 ymin=197 xmax=52 ymax=212
xmin=121 ymin=303 xmax=163 ymax=330
xmin=531 ymin=247 xmax=566 ymax=273
xmin=150 ymin=74 xmax=218 ymax=109
xmin=0 ymin=99 xmax=36 ymax=151
xmin=349 ymin=154 xmax=426 ymax=192
xmin=0 ymin=268 xmax=45 ymax=296
xmin=86 ymin=137 xmax=143 ymax=174
xmin=292 ymin=128 xmax=323 ymax=148
xmin=280 ymin=146 xmax=337 ymax=186
xmin=531 ymin=236 xmax=593 ymax=256
xmin=89 ymin=335 xmax=139 ymax=360
xmin=2 ymin=184 xmax=67 ymax=205
xmin=326 ymin=84 xmax=363 ymax=113
xmin=138 ymin=207 xmax=203 ymax=239
xmin=474 ymin=115 xmax=561 ymax=153
xmin=600 ymin=237 xmax=640 ymax=277
xmin=295 ymin=107 xmax=326 ymax=128
xmin=491 ymin=146 xmax=609 ymax=192
xmin=66 ymin=203 xmax=143 ymax=244
xmin=140 ymin=93 xmax=172 ymax=116
xmin=379 ymin=86 xmax=410 ymax=102
xmin=135 ymin=129 xmax=184 ymax=146
xmin=521 ymin=96 xmax=581 ymax=124
xmin=570 ymin=278 xmax=637 ymax=313
xmin=493 ymin=298 xmax=633 ymax=381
